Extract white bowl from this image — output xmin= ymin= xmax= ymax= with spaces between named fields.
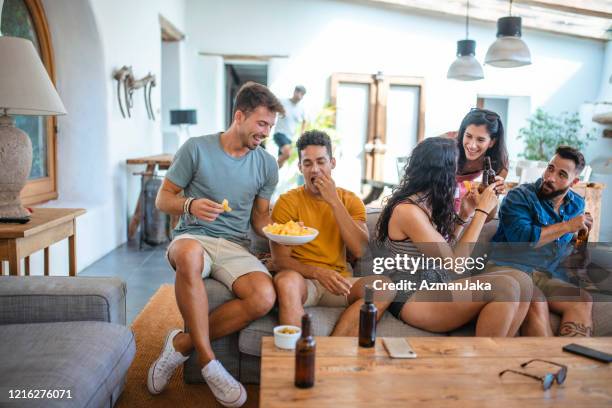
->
xmin=263 ymin=227 xmax=319 ymax=246
xmin=273 ymin=325 xmax=301 ymax=350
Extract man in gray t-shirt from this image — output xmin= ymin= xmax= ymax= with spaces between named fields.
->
xmin=147 ymin=82 xmax=284 ymax=407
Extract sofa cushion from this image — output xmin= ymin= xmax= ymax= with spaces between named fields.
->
xmin=239 ymin=306 xmax=444 ymax=358
xmin=239 ymin=307 xmax=345 ymax=356
xmin=0 ymin=276 xmax=127 ymax=325
xmin=204 ymin=278 xmax=235 ymax=311
xmin=0 ymin=321 xmax=135 ymax=408
xmin=377 ymin=312 xmax=445 ymax=337
xmin=592 ymin=292 xmax=612 ymax=336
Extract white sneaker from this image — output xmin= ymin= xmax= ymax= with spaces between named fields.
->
xmin=202 ymin=359 xmax=247 ymax=407
xmin=147 ymin=329 xmax=189 ymax=394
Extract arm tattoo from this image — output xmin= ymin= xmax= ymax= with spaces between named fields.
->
xmin=559 ymin=322 xmax=593 ymax=337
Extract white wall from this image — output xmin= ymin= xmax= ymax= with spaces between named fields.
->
xmin=162 ymin=41 xmax=181 ymax=153
xmin=19 ymin=0 xmax=187 ymax=276
xmin=184 ymin=0 xmax=603 ymax=138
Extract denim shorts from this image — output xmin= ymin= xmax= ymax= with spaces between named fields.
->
xmin=273 ymin=132 xmax=292 ymax=155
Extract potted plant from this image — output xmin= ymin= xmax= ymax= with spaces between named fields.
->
xmin=281 ymin=104 xmax=338 ymax=187
xmin=518 ymin=108 xmax=596 ymax=161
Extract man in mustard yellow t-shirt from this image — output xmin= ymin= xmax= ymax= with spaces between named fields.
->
xmin=271 ymin=130 xmax=389 ymax=335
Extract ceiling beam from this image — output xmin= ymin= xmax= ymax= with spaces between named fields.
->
xmin=199 ymin=53 xmax=289 ymax=61
xmin=159 ymin=15 xmax=185 ymax=42
xmin=514 ymin=0 xmax=612 ymax=19
xmin=354 ymin=0 xmax=611 ymax=40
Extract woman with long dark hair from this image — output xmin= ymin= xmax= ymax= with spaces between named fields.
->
xmin=376 ymin=137 xmax=533 ymax=336
xmin=454 ymin=108 xmax=509 ymax=211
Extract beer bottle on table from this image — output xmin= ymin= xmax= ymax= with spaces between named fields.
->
xmin=295 ymin=313 xmax=316 ymax=388
xmin=359 ymin=285 xmax=377 ymax=348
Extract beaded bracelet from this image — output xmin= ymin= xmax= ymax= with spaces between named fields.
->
xmin=183 ymin=197 xmax=194 ymax=215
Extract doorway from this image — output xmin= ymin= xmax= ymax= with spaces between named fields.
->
xmin=160 ymin=14 xmax=185 ymax=154
xmin=330 ymin=72 xmax=425 ymax=192
xmin=225 ymin=63 xmax=268 ymax=127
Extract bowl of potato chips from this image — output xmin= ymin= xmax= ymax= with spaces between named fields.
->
xmin=273 ymin=325 xmax=302 ymax=350
xmin=263 ymin=220 xmax=319 ymax=246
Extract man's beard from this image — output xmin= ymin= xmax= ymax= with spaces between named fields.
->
xmin=537 ymin=182 xmax=570 ymax=200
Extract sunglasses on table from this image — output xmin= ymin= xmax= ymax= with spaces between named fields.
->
xmin=499 ymin=359 xmax=568 ymax=390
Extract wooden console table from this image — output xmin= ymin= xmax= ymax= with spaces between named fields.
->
xmin=0 ymin=208 xmax=86 ymax=276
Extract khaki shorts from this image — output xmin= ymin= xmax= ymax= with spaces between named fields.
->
xmin=486 ymin=264 xmax=583 ymax=300
xmin=304 ymin=277 xmax=359 ymax=307
xmin=532 ymin=270 xmax=583 ymax=300
xmin=166 ymin=233 xmax=270 ymax=290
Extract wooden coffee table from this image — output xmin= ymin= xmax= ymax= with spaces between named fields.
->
xmin=260 ymin=337 xmax=612 ymax=407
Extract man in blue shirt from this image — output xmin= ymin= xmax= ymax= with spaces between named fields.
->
xmin=491 ymin=146 xmax=593 ymax=337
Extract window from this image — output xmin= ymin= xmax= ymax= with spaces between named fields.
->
xmin=330 ymin=73 xmax=425 ymax=191
xmin=1 ymin=0 xmax=57 ymax=204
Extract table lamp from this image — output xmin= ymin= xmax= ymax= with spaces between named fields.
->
xmin=0 ymin=36 xmax=67 ymax=222
xmin=170 ymin=109 xmax=197 ymax=147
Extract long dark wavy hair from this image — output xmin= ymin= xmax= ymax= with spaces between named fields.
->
xmin=457 ymin=108 xmax=508 ymax=174
xmin=376 ymin=137 xmax=458 ymax=244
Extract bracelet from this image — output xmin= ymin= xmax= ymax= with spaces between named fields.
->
xmin=455 ymin=215 xmax=468 ymax=226
xmin=474 ymin=208 xmax=489 ymax=217
xmin=187 ymin=198 xmax=195 ymax=215
xmin=183 ymin=197 xmax=194 ymax=215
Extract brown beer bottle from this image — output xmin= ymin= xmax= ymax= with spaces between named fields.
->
xmin=295 ymin=313 xmax=316 ymax=388
xmin=479 ymin=156 xmax=497 ymax=193
xmin=576 ymin=212 xmax=591 ymax=246
xmin=359 ymin=285 xmax=377 ymax=348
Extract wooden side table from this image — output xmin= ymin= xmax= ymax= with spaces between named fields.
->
xmin=126 ymin=154 xmax=174 ymax=239
xmin=0 ymin=208 xmax=86 ymax=276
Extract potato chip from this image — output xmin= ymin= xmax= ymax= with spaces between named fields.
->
xmin=222 ymin=199 xmax=232 ymax=212
xmin=264 ymin=220 xmax=312 ymax=236
xmin=463 ymin=180 xmax=472 ymax=191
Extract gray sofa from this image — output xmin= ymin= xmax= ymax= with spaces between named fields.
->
xmin=0 ymin=276 xmax=135 ymax=408
xmin=184 ymin=208 xmax=612 ymax=384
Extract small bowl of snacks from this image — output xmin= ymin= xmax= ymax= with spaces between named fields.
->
xmin=273 ymin=325 xmax=302 ymax=350
xmin=263 ymin=221 xmax=318 ymax=246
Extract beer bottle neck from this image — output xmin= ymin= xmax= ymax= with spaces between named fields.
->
xmin=484 ymin=156 xmax=492 ymax=171
xmin=364 ymin=286 xmax=374 ymax=304
xmin=302 ymin=317 xmax=312 ymax=337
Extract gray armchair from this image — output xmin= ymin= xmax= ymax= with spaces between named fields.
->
xmin=0 ymin=276 xmax=135 ymax=408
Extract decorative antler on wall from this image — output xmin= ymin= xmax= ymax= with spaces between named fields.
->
xmin=112 ymin=66 xmax=156 ymax=120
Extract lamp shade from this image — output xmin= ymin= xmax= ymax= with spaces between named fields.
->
xmin=485 ymin=16 xmax=531 ymax=68
xmin=0 ymin=36 xmax=66 ymax=115
xmin=447 ymin=40 xmax=484 ymax=81
xmin=170 ymin=109 xmax=197 ymax=125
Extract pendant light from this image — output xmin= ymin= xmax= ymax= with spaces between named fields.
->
xmin=485 ymin=0 xmax=531 ymax=67
xmin=447 ymin=0 xmax=484 ymax=81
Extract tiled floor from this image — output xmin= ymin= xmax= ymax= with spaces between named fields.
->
xmin=79 ymin=239 xmax=175 ymax=323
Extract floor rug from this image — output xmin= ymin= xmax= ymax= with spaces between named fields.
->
xmin=115 ymin=284 xmax=259 ymax=407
